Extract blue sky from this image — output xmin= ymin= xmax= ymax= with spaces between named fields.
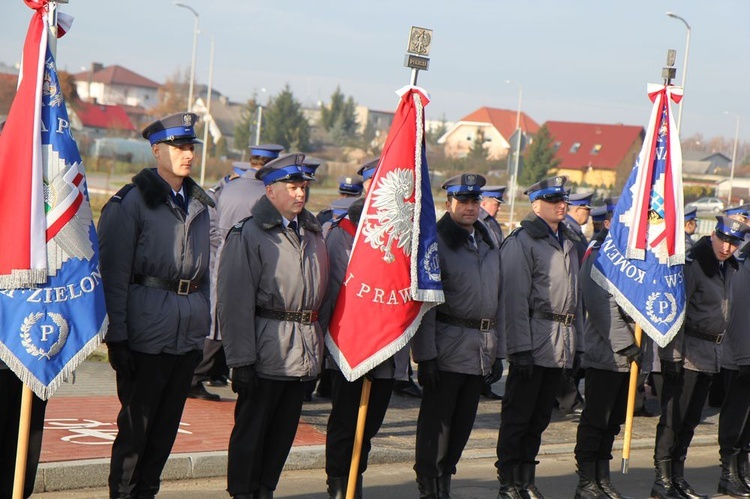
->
xmin=2 ymin=1 xmax=748 ymax=144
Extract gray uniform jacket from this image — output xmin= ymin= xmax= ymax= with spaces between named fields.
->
xmin=205 ymin=175 xmax=230 ymax=341
xmin=564 ymin=214 xmax=588 ymax=266
xmin=501 ymin=213 xmax=582 ymax=369
xmin=218 ymin=195 xmax=329 ymax=381
xmin=724 ymin=247 xmax=750 ymax=369
xmin=660 ymin=236 xmax=737 ymax=374
xmin=685 ymin=232 xmax=694 ymax=250
xmin=579 ymin=230 xmax=638 ymax=372
xmin=479 ymin=207 xmax=504 ymax=248
xmin=411 ymin=213 xmax=506 ymax=376
xmin=98 ymin=168 xmax=214 ymax=354
xmin=318 ymin=200 xmax=410 ymax=380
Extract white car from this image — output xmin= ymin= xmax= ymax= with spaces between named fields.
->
xmin=685 ymin=197 xmax=725 ymax=213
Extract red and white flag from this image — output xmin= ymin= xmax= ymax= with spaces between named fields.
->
xmin=326 ymin=86 xmax=444 ymax=381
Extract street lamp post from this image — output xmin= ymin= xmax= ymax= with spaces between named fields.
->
xmin=253 ymin=88 xmax=267 ymax=146
xmin=199 ymin=32 xmax=214 ymax=187
xmin=174 ymin=2 xmax=199 ymax=112
xmin=505 ymin=80 xmax=523 ymax=229
xmin=724 ymin=111 xmax=741 ymax=205
xmin=666 ymin=11 xmax=691 ymax=134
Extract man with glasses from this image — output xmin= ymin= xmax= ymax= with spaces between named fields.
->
xmin=494 ymin=176 xmax=583 ymax=499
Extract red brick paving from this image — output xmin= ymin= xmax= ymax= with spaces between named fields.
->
xmin=40 ymin=395 xmax=326 ymax=463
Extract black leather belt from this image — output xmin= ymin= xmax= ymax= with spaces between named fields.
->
xmin=435 ymin=312 xmax=496 ymax=332
xmin=133 ymin=274 xmax=201 ymax=296
xmin=685 ymin=328 xmax=724 ymax=344
xmin=256 ymin=307 xmax=318 ymax=325
xmin=530 ymin=310 xmax=576 ymax=326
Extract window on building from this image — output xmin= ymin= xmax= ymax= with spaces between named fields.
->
xmin=569 ymin=142 xmax=581 ymax=153
xmin=590 ymin=144 xmax=602 ymax=155
xmin=553 ymin=141 xmax=561 ymax=152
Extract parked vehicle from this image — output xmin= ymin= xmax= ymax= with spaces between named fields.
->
xmin=685 ymin=197 xmax=725 ymax=213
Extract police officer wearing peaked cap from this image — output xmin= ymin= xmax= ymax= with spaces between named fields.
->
xmin=724 ymin=204 xmax=750 ymax=223
xmin=357 ymin=157 xmax=380 ymax=190
xmin=479 ymin=185 xmax=506 ymax=248
xmin=189 ymin=143 xmax=285 ymax=402
xmin=219 ymin=152 xmax=328 ymax=499
xmin=100 ymin=112 xmax=214 ymax=498
xmin=412 ymin=173 xmax=507 ymax=498
xmin=684 ymin=206 xmax=698 ymax=250
xmin=652 ymin=216 xmax=750 ymax=498
xmin=495 ymin=175 xmax=584 ymax=498
xmin=338 ymin=176 xmax=364 ymax=197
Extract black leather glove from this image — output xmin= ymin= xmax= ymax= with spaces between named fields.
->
xmin=737 ymin=365 xmax=750 ymax=385
xmin=231 ymin=365 xmax=257 ymax=399
xmin=569 ymin=351 xmax=584 ymax=378
xmin=485 ymin=358 xmax=504 ymax=385
xmin=617 ymin=344 xmax=642 ymax=367
xmin=417 ymin=359 xmax=440 ymax=392
xmin=364 ymin=369 xmax=376 ymax=382
xmin=107 ymin=342 xmax=135 ymax=380
xmin=510 ymin=351 xmax=534 ymax=382
xmin=661 ymin=360 xmax=683 ymax=382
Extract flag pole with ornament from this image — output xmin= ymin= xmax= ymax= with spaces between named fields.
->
xmin=590 ymin=50 xmax=685 ymax=473
xmin=325 ymin=27 xmax=444 ymax=499
xmin=0 ymin=1 xmax=108 ymax=496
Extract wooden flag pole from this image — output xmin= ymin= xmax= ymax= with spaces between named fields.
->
xmin=346 ymin=378 xmax=372 ymax=499
xmin=12 ymin=386 xmax=33 ymax=499
xmin=621 ymin=324 xmax=643 ymax=473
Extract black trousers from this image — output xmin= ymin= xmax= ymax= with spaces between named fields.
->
xmin=719 ymin=369 xmax=750 ymax=458
xmin=325 ymin=371 xmax=394 ymax=477
xmin=191 ymin=338 xmax=228 ymax=387
xmin=0 ymin=370 xmax=47 ymax=499
xmin=574 ymin=368 xmax=629 ymax=462
xmin=227 ymin=378 xmax=304 ymax=495
xmin=414 ymin=371 xmax=483 ymax=478
xmin=654 ymin=367 xmax=712 ymax=463
xmin=108 ymin=350 xmax=200 ymax=498
xmin=556 ymin=354 xmax=584 ymax=413
xmin=496 ymin=365 xmax=563 ymax=470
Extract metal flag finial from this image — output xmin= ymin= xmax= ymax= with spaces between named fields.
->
xmin=404 ymin=26 xmax=432 ymax=85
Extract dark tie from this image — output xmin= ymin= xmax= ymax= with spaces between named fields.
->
xmin=468 ymin=234 xmax=476 ymax=249
xmin=174 ymin=193 xmax=186 ymax=212
xmin=288 ymin=220 xmax=300 ymax=242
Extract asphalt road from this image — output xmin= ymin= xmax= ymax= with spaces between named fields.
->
xmin=35 ymin=445 xmax=732 ymax=498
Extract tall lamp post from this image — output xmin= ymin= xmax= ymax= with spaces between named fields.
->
xmin=724 ymin=111 xmax=741 ymax=205
xmin=174 ymin=2 xmax=199 ymax=112
xmin=666 ymin=11 xmax=691 ymax=134
xmin=253 ymin=88 xmax=267 ymax=146
xmin=505 ymin=79 xmax=523 ymax=228
xmin=199 ymin=31 xmax=214 ymax=187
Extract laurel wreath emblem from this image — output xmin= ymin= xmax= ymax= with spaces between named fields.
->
xmin=19 ymin=312 xmax=70 ymax=360
xmin=645 ymin=292 xmax=677 ymax=325
xmin=422 ymin=241 xmax=441 ymax=282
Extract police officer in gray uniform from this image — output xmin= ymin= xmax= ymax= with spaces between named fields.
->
xmin=189 ymin=144 xmax=284 ymax=401
xmin=98 ymin=112 xmax=214 ymax=498
xmin=479 ymin=185 xmax=506 ymax=248
xmin=495 ymin=175 xmax=583 ymax=499
xmin=219 ymin=153 xmax=329 ymax=499
xmin=719 ymin=237 xmax=750 ymax=497
xmin=684 ymin=206 xmax=698 ymax=251
xmin=413 ymin=174 xmax=506 ymax=499
xmin=653 ymin=216 xmax=750 ymax=499
xmin=574 ymin=225 xmax=641 ymax=499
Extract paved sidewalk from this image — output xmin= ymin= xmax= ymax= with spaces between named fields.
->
xmin=32 ymin=360 xmax=722 ymax=493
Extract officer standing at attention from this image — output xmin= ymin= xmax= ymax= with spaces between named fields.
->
xmin=479 ymin=185 xmax=506 ymax=247
xmin=652 ymin=216 xmax=749 ymax=499
xmin=316 ymin=175 xmax=363 ymax=226
xmin=574 ymin=224 xmax=641 ymax=499
xmin=495 ymin=175 xmax=582 ymax=499
xmin=718 ymin=233 xmax=750 ymax=497
xmin=98 ymin=112 xmax=214 ymax=498
xmin=565 ymin=192 xmax=593 ymax=264
xmin=218 ymin=153 xmax=329 ymax=499
xmin=684 ymin=206 xmax=698 ymax=250
xmin=412 ymin=173 xmax=506 ymax=499
xmin=590 ymin=206 xmax=608 ymax=239
xmin=189 ymin=143 xmax=285 ymax=401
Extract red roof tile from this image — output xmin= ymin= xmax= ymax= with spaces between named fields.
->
xmin=545 ymin=121 xmax=644 ymax=170
xmin=73 ymin=65 xmax=159 ymax=89
xmin=458 ymin=107 xmax=540 ymax=139
xmin=74 ymin=101 xmax=135 ymax=131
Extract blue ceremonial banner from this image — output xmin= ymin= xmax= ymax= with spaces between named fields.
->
xmin=0 ymin=15 xmax=107 ymax=400
xmin=591 ymin=84 xmax=685 ymax=348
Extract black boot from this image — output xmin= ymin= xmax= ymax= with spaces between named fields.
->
xmin=719 ymin=455 xmax=750 ymax=498
xmin=671 ymin=460 xmax=708 ymax=499
xmin=417 ymin=475 xmax=438 ymax=499
xmin=595 ymin=459 xmax=631 ymax=499
xmin=327 ymin=476 xmax=347 ymax=499
xmin=437 ymin=474 xmax=452 ymax=499
xmin=254 ymin=487 xmax=273 ymax=499
xmin=574 ymin=461 xmax=606 ymax=499
xmin=650 ymin=461 xmax=682 ymax=499
xmin=517 ymin=462 xmax=544 ymax=499
xmin=497 ymin=466 xmax=523 ymax=499
xmin=737 ymin=451 xmax=750 ymax=491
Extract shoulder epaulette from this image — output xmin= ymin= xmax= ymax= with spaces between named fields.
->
xmin=500 ymin=226 xmax=524 ymax=249
xmin=229 ymin=216 xmax=253 ymax=236
xmin=685 ymin=253 xmax=695 ymax=263
xmin=110 ymin=183 xmax=135 ymax=203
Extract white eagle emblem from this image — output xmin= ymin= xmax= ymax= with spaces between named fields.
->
xmin=361 ymin=168 xmax=415 ymax=263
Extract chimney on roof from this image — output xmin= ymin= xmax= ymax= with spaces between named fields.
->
xmin=91 ymin=62 xmax=103 ymax=73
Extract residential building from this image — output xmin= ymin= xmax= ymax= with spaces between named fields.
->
xmin=73 ymin=63 xmax=160 ymax=109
